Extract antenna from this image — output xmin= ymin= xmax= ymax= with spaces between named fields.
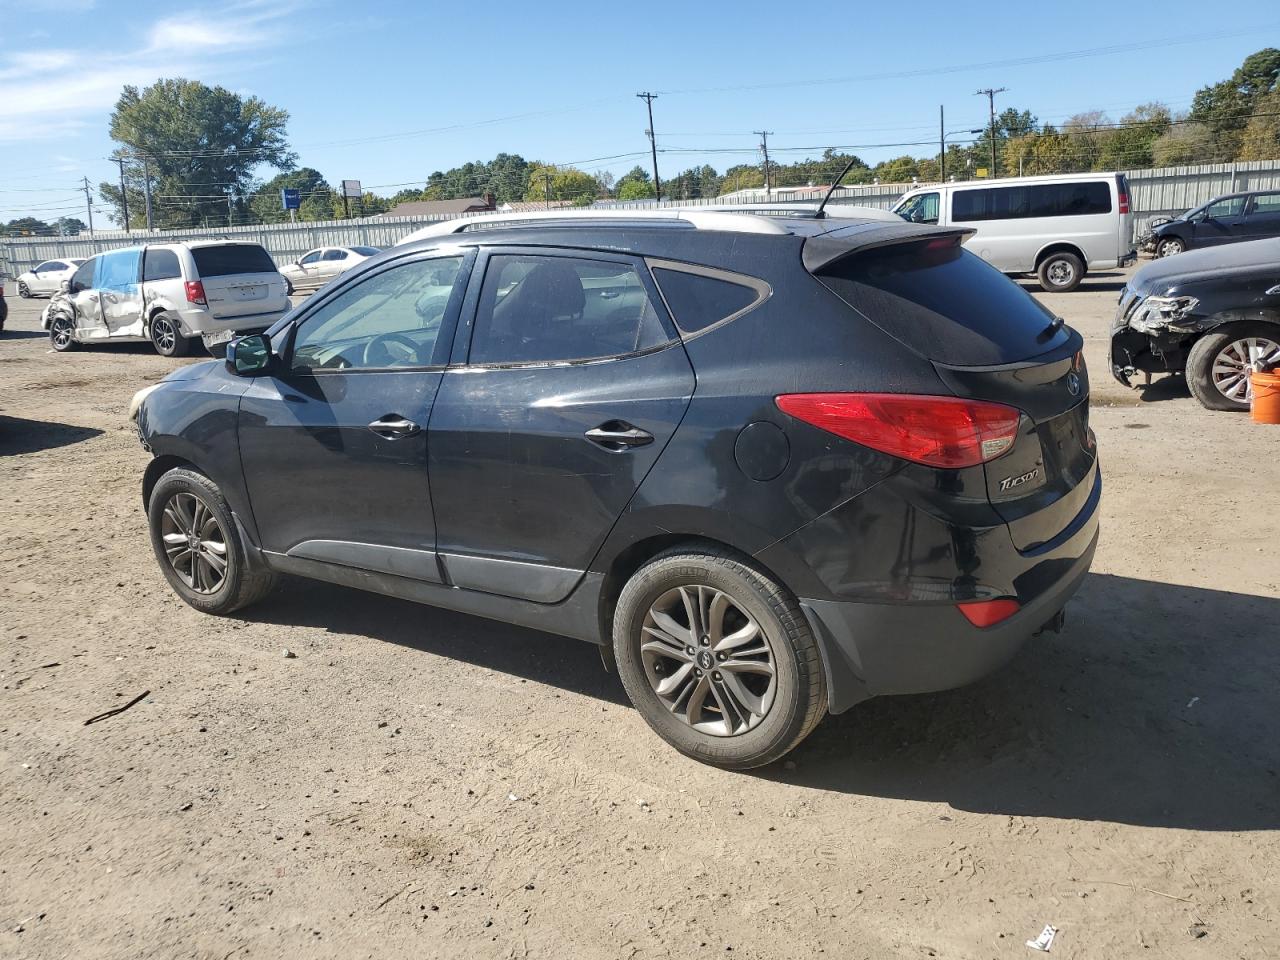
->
xmin=814 ymin=155 xmax=863 ymax=219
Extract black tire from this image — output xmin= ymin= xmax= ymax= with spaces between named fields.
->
xmin=613 ymin=547 xmax=827 ymax=770
xmin=147 ymin=467 xmax=278 ymax=615
xmin=48 ymin=313 xmax=78 ymax=351
xmin=150 ymin=313 xmax=191 ymax=357
xmin=1036 ymin=250 xmax=1085 ymax=292
xmin=284 ymin=277 xmax=294 ymax=296
xmin=17 ymin=281 xmax=30 ymax=299
xmin=1186 ymin=323 xmax=1280 ymax=412
xmin=1155 ymin=236 xmax=1185 ymax=258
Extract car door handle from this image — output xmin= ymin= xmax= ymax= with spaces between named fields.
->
xmin=368 ymin=415 xmax=420 ymax=439
xmin=585 ymin=422 xmax=653 ymax=450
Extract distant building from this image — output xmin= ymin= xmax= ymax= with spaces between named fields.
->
xmin=497 ymin=200 xmax=577 ymax=213
xmin=381 ymin=194 xmax=496 ymax=218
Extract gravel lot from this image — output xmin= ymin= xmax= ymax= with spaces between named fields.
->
xmin=2 ymin=269 xmax=1278 ymax=959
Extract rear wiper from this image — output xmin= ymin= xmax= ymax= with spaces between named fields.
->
xmin=1038 ymin=316 xmax=1066 ymax=341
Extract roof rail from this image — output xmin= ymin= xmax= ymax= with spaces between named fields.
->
xmin=394 ymin=208 xmax=792 ymax=246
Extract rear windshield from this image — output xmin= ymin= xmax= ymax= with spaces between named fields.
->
xmin=191 ymin=244 xmax=278 ymax=277
xmin=815 ymin=240 xmax=1070 ymax=366
xmin=352 ymin=246 xmax=381 ymax=256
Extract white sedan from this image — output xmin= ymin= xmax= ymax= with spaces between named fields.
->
xmin=16 ymin=258 xmax=86 ymax=298
xmin=278 ymin=246 xmax=380 ymax=294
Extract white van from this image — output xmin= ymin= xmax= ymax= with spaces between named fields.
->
xmin=42 ymin=241 xmax=290 ymax=356
xmin=892 ymin=172 xmax=1136 ymax=291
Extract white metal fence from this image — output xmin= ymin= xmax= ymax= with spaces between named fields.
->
xmin=4 ymin=160 xmax=1280 ymax=279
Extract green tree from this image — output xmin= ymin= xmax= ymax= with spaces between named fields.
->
xmin=249 ymin=168 xmax=335 ymax=223
xmin=99 ymin=78 xmax=294 ymax=228
xmin=2 ymin=217 xmax=51 ymax=236
xmin=1188 ymin=48 xmax=1280 ymax=160
xmin=55 ymin=216 xmax=86 ymax=236
xmin=717 ymin=165 xmax=764 ymax=194
xmin=616 ymin=165 xmax=656 ymax=200
xmin=872 ymin=155 xmax=920 ymax=183
xmin=1098 ymin=103 xmax=1171 ymax=170
xmin=1152 ymin=120 xmax=1215 ymax=166
xmin=523 ymin=164 xmax=599 ymax=206
xmin=1239 ymin=86 xmax=1280 ymax=160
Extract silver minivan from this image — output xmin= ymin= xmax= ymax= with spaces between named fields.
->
xmin=893 ymin=173 xmax=1136 ymax=291
xmin=42 ymin=241 xmax=290 ymax=356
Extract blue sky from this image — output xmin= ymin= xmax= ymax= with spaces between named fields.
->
xmin=1 ymin=0 xmax=1277 ymax=224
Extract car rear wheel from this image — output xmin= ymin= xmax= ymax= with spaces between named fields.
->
xmin=151 ymin=314 xmax=191 ymax=357
xmin=1186 ymin=324 xmax=1280 ymax=411
xmin=148 ymin=468 xmax=278 ymax=615
xmin=1036 ymin=251 xmax=1084 ymax=292
xmin=612 ymin=547 xmax=827 ymax=769
xmin=1156 ymin=237 xmax=1185 ymax=257
xmin=49 ymin=314 xmax=78 ymax=351
xmin=17 ymin=281 xmax=31 ymax=298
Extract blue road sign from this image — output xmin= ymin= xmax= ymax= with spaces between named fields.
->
xmin=281 ymin=188 xmax=301 ymax=210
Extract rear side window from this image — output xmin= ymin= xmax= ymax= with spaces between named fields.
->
xmin=1251 ymin=192 xmax=1280 ymax=214
xmin=651 ymin=266 xmax=763 ymax=334
xmin=322 ymin=249 xmax=348 ymax=261
xmin=815 ymin=240 xmax=1070 ymax=365
xmin=143 ymin=248 xmax=181 ymax=281
xmin=191 ymin=244 xmax=277 ymax=277
xmin=470 ymin=255 xmax=669 ymax=365
xmin=952 ymin=182 xmax=1111 ymax=222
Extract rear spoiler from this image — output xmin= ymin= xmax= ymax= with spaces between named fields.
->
xmin=801 ymin=224 xmax=975 ymax=274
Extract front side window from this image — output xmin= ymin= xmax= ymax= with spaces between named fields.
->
xmin=143 ymin=248 xmax=181 ymax=282
xmin=96 ymin=249 xmax=140 ymax=292
xmin=897 ymin=192 xmax=939 ymax=224
xmin=300 ymin=250 xmax=322 ymax=265
xmin=35 ymin=261 xmax=59 ymax=273
xmin=469 ymin=255 xmax=669 ymax=365
xmin=291 ymin=255 xmax=464 ymax=372
xmin=1205 ymin=197 xmax=1246 ymax=219
xmin=70 ymin=258 xmax=96 ymax=293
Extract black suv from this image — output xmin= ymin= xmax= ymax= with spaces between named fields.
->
xmin=1149 ymin=189 xmax=1280 ymax=257
xmin=133 ymin=210 xmax=1100 ymax=769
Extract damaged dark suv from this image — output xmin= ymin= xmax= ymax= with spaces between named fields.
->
xmin=133 ymin=208 xmax=1100 ymax=769
xmin=1111 ymin=237 xmax=1280 ymax=410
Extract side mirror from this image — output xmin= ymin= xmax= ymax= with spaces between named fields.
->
xmin=60 ymin=279 xmax=71 ymax=293
xmin=226 ymin=333 xmax=273 ymax=376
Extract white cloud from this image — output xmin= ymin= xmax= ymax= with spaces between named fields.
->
xmin=0 ymin=0 xmax=300 ymax=141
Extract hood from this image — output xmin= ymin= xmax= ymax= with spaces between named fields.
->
xmin=1131 ymin=238 xmax=1280 ymax=295
xmin=160 ymin=359 xmax=219 ymax=383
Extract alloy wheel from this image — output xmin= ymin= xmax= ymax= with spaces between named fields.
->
xmin=159 ymin=492 xmax=229 ymax=593
xmin=1046 ymin=259 xmax=1075 ymax=288
xmin=50 ymin=316 xmax=74 ymax=349
xmin=1212 ymin=336 xmax=1280 ymax=403
xmin=640 ymin=584 xmax=777 ymax=736
xmin=153 ymin=317 xmax=177 ymax=354
xmin=18 ymin=281 xmax=31 ymax=298
xmin=1157 ymin=238 xmax=1184 ymax=257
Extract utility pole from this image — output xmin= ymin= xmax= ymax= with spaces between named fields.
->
xmin=754 ymin=130 xmax=773 ymax=195
xmin=974 ymin=87 xmax=1007 ymax=179
xmin=109 ymin=158 xmax=130 ymax=232
xmin=636 ymin=92 xmax=661 ymax=202
xmin=81 ymin=177 xmax=95 ymax=240
xmin=140 ymin=156 xmax=154 ymax=230
xmin=939 ymin=105 xmax=945 ymax=182
xmin=541 ymin=169 xmax=553 ymax=210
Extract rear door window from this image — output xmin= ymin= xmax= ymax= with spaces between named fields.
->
xmin=814 ymin=240 xmax=1070 ymax=365
xmin=651 ymin=265 xmax=765 ymax=334
xmin=1250 ymin=192 xmax=1280 ymax=215
xmin=96 ymin=249 xmax=140 ymax=292
xmin=143 ymin=248 xmax=182 ymax=281
xmin=952 ymin=182 xmax=1111 ymax=222
xmin=469 ymin=254 xmax=670 ymax=365
xmin=191 ymin=244 xmax=277 ymax=277
xmin=322 ymin=249 xmax=349 ymax=261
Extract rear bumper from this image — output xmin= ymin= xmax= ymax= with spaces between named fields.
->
xmin=173 ymin=306 xmax=288 ymax=338
xmin=801 ymin=469 xmax=1101 ymax=714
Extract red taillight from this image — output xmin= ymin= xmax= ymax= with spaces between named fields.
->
xmin=184 ymin=280 xmax=207 ymax=305
xmin=957 ymin=598 xmax=1020 ymax=628
xmin=1118 ymin=192 xmax=1129 ymax=214
xmin=775 ymin=393 xmax=1021 ymax=468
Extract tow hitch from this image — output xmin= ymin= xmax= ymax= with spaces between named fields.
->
xmin=1035 ymin=608 xmax=1067 ymax=636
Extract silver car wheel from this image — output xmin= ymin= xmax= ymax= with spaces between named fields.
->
xmin=17 ymin=281 xmax=31 ymax=298
xmin=1157 ymin=238 xmax=1184 ymax=257
xmin=153 ymin=316 xmax=177 ymax=353
xmin=160 ymin=492 xmax=229 ymax=594
xmin=1212 ymin=336 xmax=1280 ymax=403
xmin=640 ymin=584 xmax=777 ymax=737
xmin=50 ymin=316 xmax=75 ymax=348
xmin=1046 ymin=259 xmax=1075 ymax=287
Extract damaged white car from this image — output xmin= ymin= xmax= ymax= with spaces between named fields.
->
xmin=42 ymin=241 xmax=291 ymax=357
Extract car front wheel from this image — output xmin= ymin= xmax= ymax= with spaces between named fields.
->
xmin=1186 ymin=324 xmax=1280 ymax=411
xmin=17 ymin=281 xmax=31 ymax=298
xmin=1156 ymin=237 xmax=1185 ymax=257
xmin=612 ymin=547 xmax=827 ymax=769
xmin=49 ymin=314 xmax=78 ymax=351
xmin=148 ymin=468 xmax=278 ymax=614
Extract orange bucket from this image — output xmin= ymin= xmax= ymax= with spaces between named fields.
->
xmin=1251 ymin=368 xmax=1280 ymax=424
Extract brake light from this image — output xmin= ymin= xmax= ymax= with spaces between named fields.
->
xmin=774 ymin=393 xmax=1021 ymax=468
xmin=1118 ymin=185 xmax=1130 ymax=214
xmin=957 ymin=598 xmax=1020 ymax=628
xmin=184 ymin=280 xmax=207 ymax=305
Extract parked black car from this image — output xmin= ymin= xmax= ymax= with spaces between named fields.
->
xmin=0 ymin=278 xmax=7 ymax=330
xmin=1111 ymin=237 xmax=1280 ymax=410
xmin=133 ymin=210 xmax=1100 ymax=769
xmin=1149 ymin=189 xmax=1280 ymax=257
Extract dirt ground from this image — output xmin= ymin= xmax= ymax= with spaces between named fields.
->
xmin=2 ymin=267 xmax=1278 ymax=960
